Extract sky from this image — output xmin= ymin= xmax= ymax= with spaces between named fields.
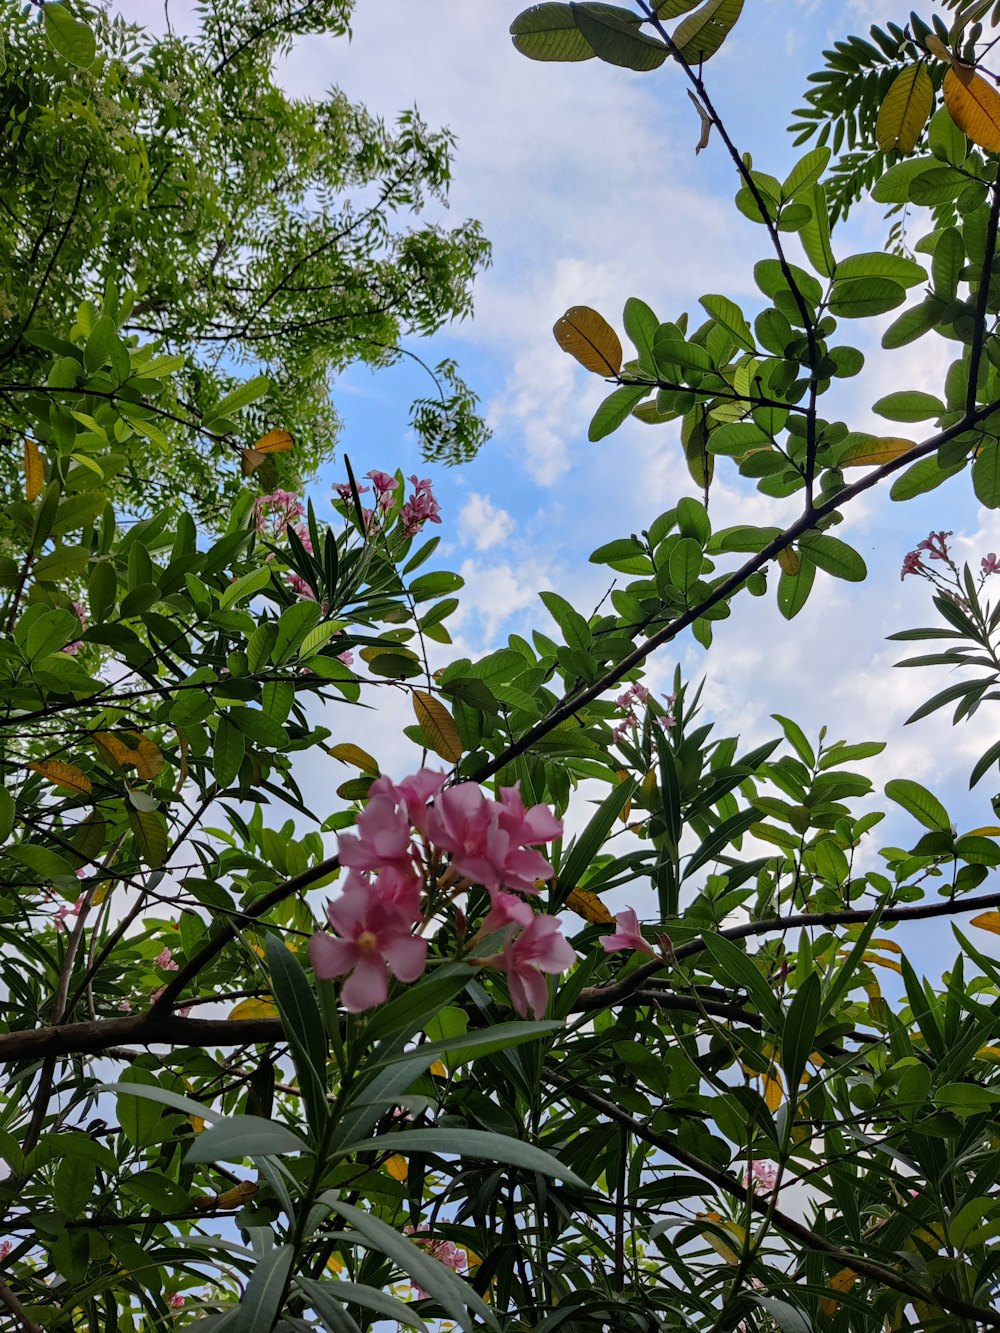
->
xmin=137 ymin=1 xmax=1000 ymax=953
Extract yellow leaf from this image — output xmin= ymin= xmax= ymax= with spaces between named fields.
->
xmin=28 ymin=759 xmax=92 ymax=795
xmin=762 ymin=1072 xmax=783 ymax=1112
xmin=867 ymin=937 xmax=902 ymax=954
xmin=965 ymin=826 xmax=1000 ymax=837
xmin=216 ymin=1181 xmax=257 ymax=1209
xmin=876 ymin=64 xmax=934 ymax=153
xmin=642 ymin=768 xmax=657 ymax=795
xmin=412 ymin=690 xmax=463 ymax=763
xmin=327 ymin=743 xmax=380 ymax=775
xmin=976 ymin=1045 xmax=1000 ymax=1062
xmin=326 ymin=1253 xmax=344 ymax=1274
xmin=820 ymin=1267 xmax=858 ymax=1316
xmin=93 ymin=731 xmax=164 ymax=780
xmin=777 ymin=548 xmax=800 ymax=576
xmin=189 ymin=1115 xmax=205 ymax=1134
xmin=565 ymin=888 xmax=614 ymax=925
xmin=430 ymin=1060 xmax=448 ymax=1078
xmin=241 ymin=448 xmax=266 ymax=476
xmin=972 ymin=911 xmax=1000 ymax=935
xmin=840 ymin=436 xmax=916 ymax=467
xmin=24 ymin=439 xmax=44 ymax=502
xmin=863 ymin=952 xmax=903 ymax=974
xmin=228 ymin=997 xmax=279 ymax=1021
xmin=386 ymin=1154 xmax=409 ymax=1181
xmin=944 ymin=65 xmax=1000 ymax=154
xmin=552 ymin=306 xmax=622 ymax=376
xmin=92 ymin=880 xmax=111 ymax=905
xmin=253 ymin=428 xmax=294 ymax=454
xmin=695 ymin=1211 xmax=743 ymax=1264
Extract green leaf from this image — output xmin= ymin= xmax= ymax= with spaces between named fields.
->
xmin=295 ymin=1278 xmax=428 ymax=1333
xmin=229 ymin=1247 xmax=294 ymax=1333
xmin=340 ymin=1128 xmax=588 ymax=1188
xmin=798 ymin=183 xmax=836 ymax=278
xmin=885 ymin=778 xmax=951 ymax=831
xmin=208 ymin=374 xmax=271 ymax=422
xmin=102 ymin=1082 xmax=222 ymax=1123
xmin=873 ymin=390 xmax=945 ymax=422
xmin=835 ymin=251 xmax=926 ymax=287
xmin=684 ymin=806 xmax=760 ymax=879
xmin=814 ymin=837 xmax=850 ymax=885
xmin=782 ymin=972 xmax=821 ymax=1089
xmin=570 ymin=2 xmax=668 ymax=70
xmin=973 ymin=440 xmax=1000 ymax=508
xmin=127 ymin=808 xmax=168 ymax=868
xmin=213 ymin=716 xmax=245 ymax=789
xmin=588 ymin=386 xmax=648 ymax=441
xmin=557 ymin=777 xmax=637 ymax=902
xmin=43 ymin=2 xmax=96 ymax=67
xmin=265 ymin=934 xmax=328 ymax=1138
xmin=889 ymin=453 xmax=965 ymax=501
xmin=777 ymin=558 xmax=815 ymax=620
xmin=828 ymin=276 xmax=906 ymax=318
xmin=0 ymin=788 xmax=13 ymax=844
xmin=798 ymin=532 xmax=867 ymax=581
xmin=623 ymin=296 xmax=659 ymax=369
xmin=510 ymin=3 xmax=595 ymax=61
xmin=272 ymin=600 xmax=322 ymax=664
xmin=699 ymin=294 xmax=755 ymax=352
xmin=871 ymin=155 xmax=938 ymax=203
xmin=772 ymin=713 xmax=814 ymax=766
xmin=781 ymin=146 xmax=831 ymax=199
xmin=219 ymin=565 xmax=272 ymax=609
xmin=185 ymin=1115 xmax=309 ymax=1163
xmin=323 ymin=1199 xmax=499 ymax=1333
xmin=54 ymin=1154 xmax=95 ymax=1217
xmin=539 ymin=589 xmax=592 ymax=650
xmin=881 ymin=297 xmax=947 ymax=349
xmin=932 ymin=227 xmax=964 ymax=301
xmin=671 ymin=0 xmax=744 ymax=63
xmin=701 ymin=932 xmax=783 ymax=1030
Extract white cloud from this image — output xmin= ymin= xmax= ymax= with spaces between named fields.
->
xmin=459 ymin=492 xmax=514 ymax=551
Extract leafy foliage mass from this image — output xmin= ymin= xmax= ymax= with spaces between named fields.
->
xmin=9 ymin=2 xmax=1000 ymax=1332
xmin=0 ymin=0 xmax=491 ymax=525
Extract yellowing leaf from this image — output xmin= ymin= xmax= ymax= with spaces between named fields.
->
xmin=216 ymin=1181 xmax=257 ymax=1209
xmin=867 ymin=937 xmax=902 ymax=954
xmin=93 ymin=731 xmax=164 ymax=779
xmin=553 ymin=306 xmax=622 ymax=376
xmin=412 ymin=690 xmax=463 ymax=763
xmin=976 ymin=1045 xmax=1000 ymax=1063
xmin=253 ymin=428 xmax=294 ymax=454
xmin=863 ymin=952 xmax=903 ymax=974
xmin=228 ymin=997 xmax=279 ymax=1021
xmin=565 ymin=888 xmax=614 ymax=924
xmin=190 ymin=1115 xmax=205 ymax=1134
xmin=92 ymin=880 xmax=111 ymax=905
xmin=241 ymin=448 xmax=266 ymax=476
xmin=965 ymin=825 xmax=1000 ymax=837
xmin=820 ymin=1268 xmax=858 ymax=1316
xmin=28 ymin=759 xmax=92 ymax=795
xmin=326 ymin=1253 xmax=344 ymax=1274
xmin=430 ymin=1060 xmax=448 ymax=1078
xmin=972 ymin=910 xmax=1000 ymax=935
xmin=876 ymin=64 xmax=934 ymax=154
xmin=386 ymin=1154 xmax=409 ymax=1181
xmin=777 ymin=548 xmax=800 ymax=576
xmin=327 ymin=742 xmax=380 ymax=775
xmin=24 ymin=439 xmax=44 ymax=502
xmin=695 ymin=1211 xmax=743 ymax=1263
xmin=762 ymin=1072 xmax=783 ymax=1112
xmin=840 ymin=436 xmax=917 ymax=467
xmin=944 ymin=65 xmax=1000 ymax=154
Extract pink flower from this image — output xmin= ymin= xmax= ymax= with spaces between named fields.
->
xmin=155 ymin=947 xmax=179 ymax=972
xmin=657 ymin=715 xmax=675 ymax=732
xmin=425 ymin=784 xmax=557 ymax=894
xmin=917 ymin=530 xmax=953 ymax=562
xmin=488 ymin=915 xmax=575 ymax=1017
xmin=401 ymin=475 xmax=441 ymax=536
xmin=0 ymin=1240 xmax=12 ymax=1261
xmin=338 ymin=650 xmax=354 ymax=666
xmin=309 ymin=879 xmax=427 ymax=1012
xmin=338 ymin=794 xmax=419 ymax=878
xmin=366 ymin=470 xmax=400 ymax=510
xmin=900 ymin=549 xmax=924 ymax=580
xmin=496 ymin=783 xmax=562 ymax=848
xmin=369 ymin=768 xmax=447 ymax=837
xmin=983 ymin=553 xmax=1000 ymax=575
xmin=255 ymin=490 xmax=304 ymax=536
xmin=118 ymin=999 xmax=132 ymax=1012
xmin=168 ymin=1293 xmax=185 ymax=1309
xmin=404 ymin=1227 xmax=466 ymax=1298
xmin=334 ymin=480 xmax=370 ymax=502
xmin=293 ymin=523 xmax=314 ymax=554
xmin=612 ymin=721 xmax=631 ymax=741
xmin=600 ymin=907 xmax=654 ymax=956
xmin=288 ymin=572 xmax=316 ymax=601
xmin=479 ymin=890 xmax=535 ymax=939
xmin=747 ymin=1159 xmax=777 ymax=1193
xmin=64 ymin=600 xmax=88 ymax=655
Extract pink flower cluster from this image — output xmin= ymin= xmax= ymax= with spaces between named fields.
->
xmin=403 ymin=1226 xmax=466 ymax=1298
xmin=255 ymin=489 xmax=304 ymax=537
xmin=308 ymin=769 xmax=571 ymax=1016
xmin=332 ymin=470 xmax=441 ymax=540
xmin=401 ymin=475 xmax=441 ymax=537
xmin=901 ymin=530 xmax=954 ymax=580
xmin=612 ymin=683 xmax=677 ymax=741
xmin=64 ymin=601 xmax=87 ymax=656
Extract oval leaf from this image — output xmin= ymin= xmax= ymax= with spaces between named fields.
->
xmin=876 ymin=63 xmax=934 ymax=154
xmin=28 ymin=759 xmax=92 ymax=795
xmin=553 ymin=306 xmax=622 ymax=376
xmin=672 ymin=0 xmax=744 ymax=63
xmin=510 ymin=3 xmax=595 ymax=61
xmin=412 ymin=690 xmax=463 ymax=762
xmin=944 ymin=65 xmax=1000 ymax=154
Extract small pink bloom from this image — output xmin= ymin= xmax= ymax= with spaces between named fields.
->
xmin=118 ymin=999 xmax=132 ymax=1012
xmin=426 ymin=784 xmax=558 ymax=894
xmin=480 ymin=890 xmax=535 ymax=939
xmin=293 ymin=523 xmax=314 ymax=554
xmin=404 ymin=1227 xmax=466 ymax=1298
xmin=338 ymin=650 xmax=354 ymax=666
xmin=155 ymin=947 xmax=179 ymax=972
xmin=488 ymin=915 xmax=575 ymax=1018
xmin=338 ymin=794 xmax=418 ymax=878
xmin=0 ymin=1239 xmax=12 ymax=1261
xmin=657 ymin=715 xmax=676 ymax=731
xmin=288 ymin=572 xmax=317 ymax=600
xmin=168 ymin=1293 xmax=185 ymax=1309
xmin=309 ymin=879 xmax=427 ymax=1012
xmin=612 ymin=721 xmax=631 ymax=741
xmin=600 ymin=907 xmax=654 ymax=956
xmin=747 ymin=1159 xmax=777 ymax=1193
xmin=496 ymin=783 xmax=563 ymax=847
xmin=983 ymin=553 xmax=1000 ymax=575
xmin=900 ymin=549 xmax=924 ymax=580
xmin=334 ymin=481 xmax=370 ymax=502
xmin=401 ymin=475 xmax=442 ymax=536
xmin=369 ymin=767 xmax=446 ymax=836
xmin=916 ymin=530 xmax=953 ymax=562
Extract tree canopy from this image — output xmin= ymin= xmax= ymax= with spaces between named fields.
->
xmin=0 ymin=0 xmax=491 ymax=525
xmin=8 ymin=2 xmax=1000 ymax=1332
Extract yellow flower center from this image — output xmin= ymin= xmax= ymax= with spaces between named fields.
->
xmin=356 ymin=930 xmax=379 ymax=954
